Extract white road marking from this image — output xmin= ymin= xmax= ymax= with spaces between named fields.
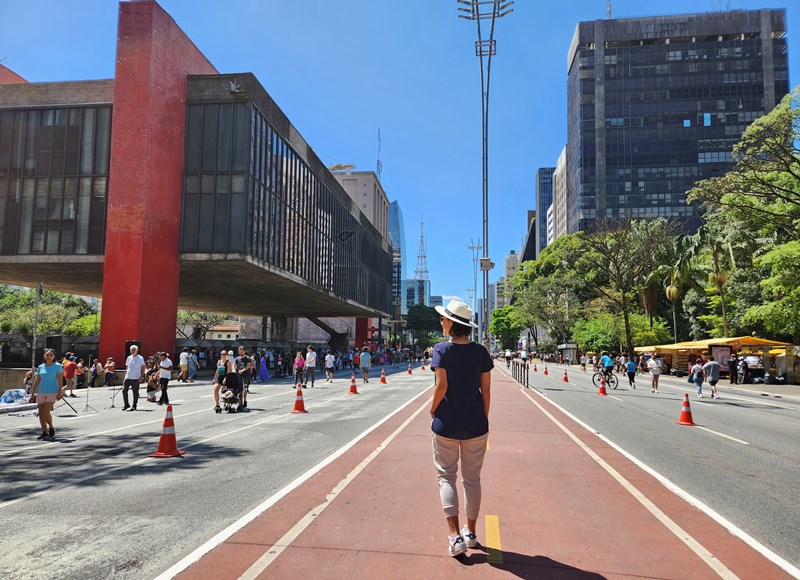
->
xmin=695 ymin=426 xmax=749 ymax=445
xmin=608 ymin=395 xmax=623 ymax=402
xmin=518 ymin=388 xmax=738 ymax=579
xmin=0 ymin=390 xmax=295 ymax=457
xmin=515 ymin=382 xmax=800 ymax=579
xmin=154 ymin=384 xmax=434 ymax=580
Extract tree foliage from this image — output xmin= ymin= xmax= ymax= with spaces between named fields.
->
xmin=176 ymin=310 xmax=231 ymax=340
xmin=488 ymin=306 xmax=523 ymax=350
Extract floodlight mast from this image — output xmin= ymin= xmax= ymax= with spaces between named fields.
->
xmin=456 ymin=0 xmax=513 ymax=348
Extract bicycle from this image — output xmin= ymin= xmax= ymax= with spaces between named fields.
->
xmin=592 ymin=370 xmax=618 ymax=389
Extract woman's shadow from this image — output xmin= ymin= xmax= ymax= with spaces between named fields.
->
xmin=456 ymin=545 xmax=607 ymax=579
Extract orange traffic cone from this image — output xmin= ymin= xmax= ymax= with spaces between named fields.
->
xmin=533 ymin=364 xmax=537 ymax=373
xmin=380 ymin=368 xmax=387 ymax=384
xmin=349 ymin=374 xmax=360 ymax=394
xmin=543 ymin=365 xmax=549 ymax=376
xmin=421 ymin=362 xmax=426 ymax=371
xmin=150 ymin=405 xmax=185 ymax=457
xmin=676 ymin=393 xmax=695 ymax=426
xmin=407 ymin=363 xmax=413 ymax=375
xmin=291 ymin=384 xmax=308 ymax=413
xmin=562 ymin=369 xmax=569 ymax=383
xmin=598 ymin=376 xmax=608 ymax=396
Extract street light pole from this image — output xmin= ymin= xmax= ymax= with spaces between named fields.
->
xmin=456 ymin=0 xmax=513 ymax=347
xmin=31 ymin=282 xmax=43 ymax=369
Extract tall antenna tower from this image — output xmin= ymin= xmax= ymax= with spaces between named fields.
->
xmin=606 ymin=0 xmax=612 ymax=19
xmin=414 ymin=218 xmax=430 ymax=306
xmin=415 ymin=218 xmax=429 ymax=281
xmin=376 ymin=129 xmax=383 ymax=181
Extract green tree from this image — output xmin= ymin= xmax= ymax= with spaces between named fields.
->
xmin=687 ymin=87 xmax=800 ymax=243
xmin=742 ymin=241 xmax=800 ymax=341
xmin=489 ymin=306 xmax=523 ymax=350
xmin=404 ymin=305 xmax=441 ymax=345
xmin=576 ymin=218 xmax=672 ymax=355
xmin=176 ymin=310 xmax=231 ymax=340
xmin=65 ymin=314 xmax=101 ymax=336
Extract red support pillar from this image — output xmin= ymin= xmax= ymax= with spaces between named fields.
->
xmin=355 ymin=318 xmax=369 ymax=350
xmin=99 ymin=0 xmax=217 ymax=362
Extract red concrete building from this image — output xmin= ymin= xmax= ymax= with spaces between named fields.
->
xmin=0 ymin=0 xmax=392 ymax=362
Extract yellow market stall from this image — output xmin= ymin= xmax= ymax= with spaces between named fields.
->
xmin=635 ymin=337 xmax=797 ymax=383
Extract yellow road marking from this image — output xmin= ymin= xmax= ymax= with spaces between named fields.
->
xmin=485 ymin=514 xmax=503 ymax=563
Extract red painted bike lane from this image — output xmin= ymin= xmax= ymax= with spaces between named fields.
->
xmin=175 ymin=368 xmax=794 ymax=579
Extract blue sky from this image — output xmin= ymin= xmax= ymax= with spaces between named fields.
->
xmin=2 ymin=0 xmax=798 ymax=309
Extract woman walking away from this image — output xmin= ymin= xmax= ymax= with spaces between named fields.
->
xmin=259 ymin=353 xmax=270 ymax=382
xmin=692 ymin=358 xmax=705 ymax=398
xmin=625 ymin=357 xmax=637 ymax=389
xmin=430 ymin=300 xmax=493 ymax=557
xmin=28 ymin=348 xmax=64 ymax=441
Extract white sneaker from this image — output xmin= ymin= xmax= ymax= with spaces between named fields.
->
xmin=448 ymin=535 xmax=467 ymax=556
xmin=460 ymin=525 xmax=478 ymax=548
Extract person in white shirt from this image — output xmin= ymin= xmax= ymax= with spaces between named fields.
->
xmin=304 ymin=346 xmax=317 ymax=387
xmin=646 ymin=354 xmax=662 ymax=393
xmin=122 ymin=344 xmax=146 ymax=412
xmin=324 ymin=351 xmax=335 ymax=383
xmin=179 ymin=348 xmax=190 ymax=382
xmin=158 ymin=352 xmax=173 ymax=405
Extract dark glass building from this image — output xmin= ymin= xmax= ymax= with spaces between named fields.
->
xmin=566 ymin=9 xmax=789 ymax=233
xmin=534 ymin=167 xmax=554 ymax=255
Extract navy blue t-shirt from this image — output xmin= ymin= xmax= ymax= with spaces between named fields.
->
xmin=431 ymin=341 xmax=494 ymax=440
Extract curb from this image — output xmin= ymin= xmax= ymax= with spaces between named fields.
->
xmin=0 ymin=403 xmax=37 ymax=414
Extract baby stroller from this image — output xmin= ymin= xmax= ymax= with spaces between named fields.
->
xmin=218 ymin=372 xmax=242 ymax=413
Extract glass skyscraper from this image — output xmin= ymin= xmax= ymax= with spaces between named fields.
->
xmin=566 ymin=9 xmax=789 ymax=234
xmin=388 ymin=201 xmax=407 ymax=316
xmin=535 ymin=167 xmax=554 ymax=255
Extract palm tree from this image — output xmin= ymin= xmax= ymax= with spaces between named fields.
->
xmin=693 ymin=224 xmax=734 ymax=337
xmin=646 ymin=235 xmax=707 ymax=343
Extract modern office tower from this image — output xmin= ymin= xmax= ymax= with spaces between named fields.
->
xmin=553 ymin=147 xmax=568 ymax=238
xmin=389 ymin=201 xmax=407 ymax=316
xmin=566 ymin=9 xmax=789 ymax=234
xmin=535 ymin=167 xmax=555 ymax=256
xmin=520 ymin=209 xmax=537 ymax=262
xmin=430 ymin=295 xmax=443 ymax=308
xmin=546 ymin=203 xmax=556 ymax=247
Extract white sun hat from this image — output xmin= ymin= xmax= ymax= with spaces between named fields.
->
xmin=434 ymin=300 xmax=478 ymax=329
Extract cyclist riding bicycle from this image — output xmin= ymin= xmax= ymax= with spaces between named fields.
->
xmin=505 ymin=349 xmax=512 ymax=368
xmin=600 ymin=351 xmax=614 ymax=378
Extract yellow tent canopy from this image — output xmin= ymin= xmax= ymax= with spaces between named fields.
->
xmin=634 ymin=336 xmax=792 ymax=354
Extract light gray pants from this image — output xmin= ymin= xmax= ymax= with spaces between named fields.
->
xmin=432 ymin=432 xmax=489 ymax=519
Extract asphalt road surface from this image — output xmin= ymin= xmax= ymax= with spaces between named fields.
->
xmin=507 ymin=362 xmax=800 ymax=568
xmin=0 ymin=365 xmax=433 ymax=580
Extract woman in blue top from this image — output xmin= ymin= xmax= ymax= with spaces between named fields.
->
xmin=28 ymin=348 xmax=64 ymax=441
xmin=211 ymin=351 xmax=233 ymax=413
xmin=430 ymin=300 xmax=493 ymax=557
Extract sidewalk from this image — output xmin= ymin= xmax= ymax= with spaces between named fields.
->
xmin=173 ymin=368 xmax=795 ymax=579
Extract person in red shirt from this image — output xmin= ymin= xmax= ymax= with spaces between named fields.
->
xmin=62 ymin=356 xmax=79 ymax=397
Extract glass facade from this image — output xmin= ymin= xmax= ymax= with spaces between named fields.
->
xmin=535 ymin=167 xmax=554 ymax=255
xmin=180 ymin=100 xmax=392 ymax=314
xmin=566 ymin=10 xmax=789 ymax=234
xmin=0 ymin=106 xmax=111 ymax=255
xmin=388 ymin=201 xmax=406 ymax=316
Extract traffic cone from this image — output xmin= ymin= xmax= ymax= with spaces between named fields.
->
xmin=421 ymin=362 xmax=426 ymax=371
xmin=407 ymin=363 xmax=412 ymax=375
xmin=676 ymin=393 xmax=695 ymax=426
xmin=380 ymin=368 xmax=387 ymax=384
xmin=291 ymin=384 xmax=308 ymax=413
xmin=150 ymin=405 xmax=185 ymax=457
xmin=349 ymin=374 xmax=359 ymax=395
xmin=598 ymin=376 xmax=608 ymax=396
xmin=533 ymin=364 xmax=537 ymax=373
xmin=543 ymin=365 xmax=549 ymax=376
xmin=562 ymin=369 xmax=569 ymax=383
